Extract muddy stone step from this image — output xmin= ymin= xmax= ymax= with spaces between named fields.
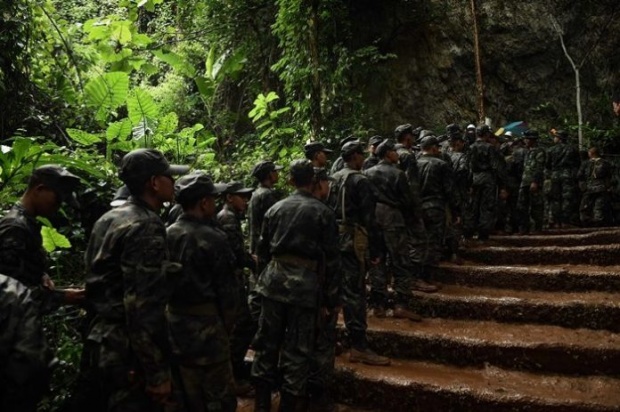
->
xmin=436 ymin=263 xmax=620 ymax=292
xmin=348 ymin=317 xmax=620 ymax=376
xmin=486 ymin=229 xmax=620 ymax=247
xmin=409 ymin=285 xmax=620 ymax=332
xmin=460 ymin=244 xmax=620 ymax=266
xmin=332 ymin=356 xmax=620 ymax=412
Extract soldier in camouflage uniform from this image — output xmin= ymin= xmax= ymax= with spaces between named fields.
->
xmin=394 ymin=125 xmax=437 ymax=293
xmin=0 ymin=274 xmax=52 ymax=412
xmin=252 ymin=160 xmax=341 ymax=412
xmin=504 ymin=138 xmax=526 ymax=233
xmin=305 ymin=142 xmax=333 ymax=169
xmin=362 ymin=135 xmax=384 ymax=171
xmin=417 ymin=135 xmax=461 ymax=267
xmin=448 ymin=133 xmax=470 ymax=258
xmin=83 ymin=149 xmax=188 ymax=411
xmin=0 ymin=165 xmax=83 ymax=314
xmin=546 ymin=130 xmax=581 ymax=227
xmin=248 ymin=160 xmax=283 ymax=255
xmin=365 ymin=139 xmax=422 ymax=320
xmin=216 ymin=181 xmax=255 ymax=392
xmin=328 ymin=141 xmax=391 ymax=365
xmin=466 ymin=125 xmax=501 ymax=240
xmin=166 ymin=172 xmax=238 ymax=412
xmin=578 ymin=147 xmax=613 ymax=226
xmin=518 ymin=130 xmax=546 ymax=234
xmin=330 ymin=136 xmax=358 ymax=175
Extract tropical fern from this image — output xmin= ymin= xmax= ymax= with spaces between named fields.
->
xmin=84 ymin=72 xmax=130 ymax=123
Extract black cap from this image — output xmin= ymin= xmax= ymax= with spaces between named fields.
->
xmin=339 ymin=135 xmax=358 ymax=146
xmin=450 ymin=133 xmax=464 ymax=141
xmin=251 ymin=160 xmax=283 ymax=180
xmin=420 ymin=135 xmax=440 ymax=149
xmin=341 ymin=141 xmax=364 ymax=158
xmin=32 ymin=165 xmax=81 ymax=205
xmin=418 ymin=130 xmax=436 ymax=142
xmin=523 ymin=129 xmax=540 ymax=139
xmin=175 ymin=171 xmax=226 ymax=203
xmin=476 ymin=125 xmax=491 ymax=136
xmin=375 ymin=139 xmax=397 ymax=158
xmin=446 ymin=123 xmax=462 ymax=135
xmin=224 ymin=181 xmax=254 ymax=195
xmin=289 ymin=159 xmax=314 ymax=184
xmin=368 ymin=135 xmax=384 ymax=147
xmin=304 ymin=142 xmax=333 ymax=159
xmin=313 ymin=167 xmax=333 ymax=181
xmin=394 ymin=124 xmax=414 ymax=139
xmin=119 ymin=149 xmax=189 ymax=184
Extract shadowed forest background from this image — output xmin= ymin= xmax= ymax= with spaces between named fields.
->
xmin=1 ymin=0 xmax=619 ymax=410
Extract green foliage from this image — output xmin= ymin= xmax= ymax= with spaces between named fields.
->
xmin=38 ymin=218 xmax=72 ymax=253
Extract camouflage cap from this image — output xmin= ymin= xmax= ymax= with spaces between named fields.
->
xmin=119 ymin=148 xmax=189 ymax=184
xmin=289 ymin=159 xmax=314 ymax=184
xmin=339 ymin=135 xmax=358 ymax=146
xmin=394 ymin=124 xmax=414 ymax=139
xmin=251 ymin=160 xmax=283 ymax=180
xmin=420 ymin=135 xmax=440 ymax=149
xmin=224 ymin=181 xmax=254 ymax=195
xmin=32 ymin=165 xmax=81 ymax=205
xmin=375 ymin=139 xmax=397 ymax=158
xmin=175 ymin=171 xmax=226 ymax=203
xmin=368 ymin=135 xmax=384 ymax=147
xmin=304 ymin=142 xmax=333 ymax=159
xmin=110 ymin=185 xmax=130 ymax=207
xmin=341 ymin=140 xmax=364 ymax=158
xmin=446 ymin=123 xmax=462 ymax=135
xmin=523 ymin=129 xmax=540 ymax=139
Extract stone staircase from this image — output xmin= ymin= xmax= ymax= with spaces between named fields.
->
xmin=332 ymin=227 xmax=620 ymax=411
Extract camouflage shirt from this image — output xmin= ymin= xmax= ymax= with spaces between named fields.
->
xmin=521 ymin=147 xmax=546 ymax=186
xmin=0 ymin=203 xmax=47 ymax=287
xmin=84 ymin=196 xmax=175 ymax=387
xmin=328 ymin=166 xmax=382 ymax=259
xmin=417 ymin=153 xmax=460 ymax=214
xmin=248 ymin=185 xmax=279 ymax=254
xmin=0 ymin=274 xmax=51 ymax=389
xmin=256 ymin=190 xmax=341 ymax=309
xmin=578 ymin=157 xmax=612 ymax=193
xmin=546 ymin=142 xmax=580 ymax=179
xmin=468 ymin=138 xmax=501 ymax=183
xmin=362 ymin=154 xmax=380 ymax=171
xmin=217 ymin=204 xmax=254 ymax=271
xmin=166 ymin=213 xmax=239 ymax=330
xmin=364 ymin=160 xmax=417 ymax=228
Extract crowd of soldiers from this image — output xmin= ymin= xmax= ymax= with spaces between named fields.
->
xmin=0 ymin=120 xmax=615 ymax=412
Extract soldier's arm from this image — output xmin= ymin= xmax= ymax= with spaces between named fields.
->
xmin=443 ymin=163 xmax=461 ymax=217
xmin=397 ymin=171 xmax=418 ymax=225
xmin=534 ymin=149 xmax=547 ymax=184
xmin=256 ymin=210 xmax=272 ymax=274
xmin=357 ymin=177 xmax=382 ymax=260
xmin=321 ymin=209 xmax=342 ymax=310
xmin=120 ymin=220 xmax=170 ymax=388
xmin=209 ymin=242 xmax=239 ymax=334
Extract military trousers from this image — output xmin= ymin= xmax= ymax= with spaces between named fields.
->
xmin=251 ymin=297 xmax=316 ymax=396
xmin=340 ymin=251 xmax=369 ymax=350
xmin=580 ymin=191 xmax=612 ymax=227
xmin=549 ymin=177 xmax=580 ymax=225
xmin=370 ymin=228 xmax=413 ymax=307
xmin=229 ymin=277 xmax=257 ymax=381
xmin=517 ymin=184 xmax=544 ymax=233
xmin=471 ymin=179 xmax=497 ymax=238
xmin=169 ymin=362 xmax=237 ymax=412
xmin=422 ymin=205 xmax=447 ymax=266
xmin=308 ymin=309 xmax=338 ymax=393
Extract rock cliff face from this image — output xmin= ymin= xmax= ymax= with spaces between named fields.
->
xmin=355 ymin=0 xmax=620 ymax=133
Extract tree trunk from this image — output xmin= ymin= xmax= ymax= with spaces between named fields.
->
xmin=575 ymin=68 xmax=583 ymax=148
xmin=471 ymin=0 xmax=485 ymax=123
xmin=308 ymin=0 xmax=322 ymax=140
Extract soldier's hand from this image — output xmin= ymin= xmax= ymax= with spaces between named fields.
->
xmin=530 ymin=182 xmax=539 ymax=193
xmin=63 ymin=288 xmax=86 ymax=305
xmin=42 ymin=274 xmax=55 ymax=290
xmin=146 ymin=380 xmax=172 ymax=405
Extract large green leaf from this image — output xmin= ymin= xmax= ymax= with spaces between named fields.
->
xmin=110 ymin=21 xmax=132 ymax=45
xmin=106 ymin=119 xmax=132 ymax=142
xmin=153 ymin=50 xmax=195 ymax=77
xmin=84 ymin=72 xmax=129 ymax=123
xmin=66 ymin=128 xmax=101 ymax=146
xmin=127 ymin=88 xmax=159 ymax=126
xmin=41 ymin=226 xmax=72 ymax=253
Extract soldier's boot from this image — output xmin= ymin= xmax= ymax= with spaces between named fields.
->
xmin=279 ymin=392 xmax=308 ymax=412
xmin=349 ymin=347 xmax=391 ymax=366
xmin=393 ymin=305 xmax=422 ymax=322
xmin=254 ymin=382 xmax=272 ymax=412
xmin=411 ymin=279 xmax=439 ymax=293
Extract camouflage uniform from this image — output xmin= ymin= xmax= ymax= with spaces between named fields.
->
xmin=417 ymin=150 xmax=460 ymax=265
xmin=546 ymin=140 xmax=581 ymax=226
xmin=252 ymin=189 xmax=340 ymax=399
xmin=578 ymin=157 xmax=613 ymax=226
xmin=364 ymin=159 xmax=416 ymax=307
xmin=518 ymin=145 xmax=546 ymax=233
xmin=504 ymin=146 xmax=526 ymax=233
xmin=328 ymin=165 xmax=381 ymax=351
xmin=467 ymin=137 xmax=501 ymax=239
xmin=362 ymin=154 xmax=380 ymax=171
xmin=217 ymin=203 xmax=256 ymax=383
xmin=0 ymin=274 xmax=52 ymax=412
xmin=449 ymin=149 xmax=471 ymax=243
xmin=83 ymin=196 xmax=176 ymax=411
xmin=167 ymin=211 xmax=239 ymax=412
xmin=248 ymin=186 xmax=279 ymax=255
